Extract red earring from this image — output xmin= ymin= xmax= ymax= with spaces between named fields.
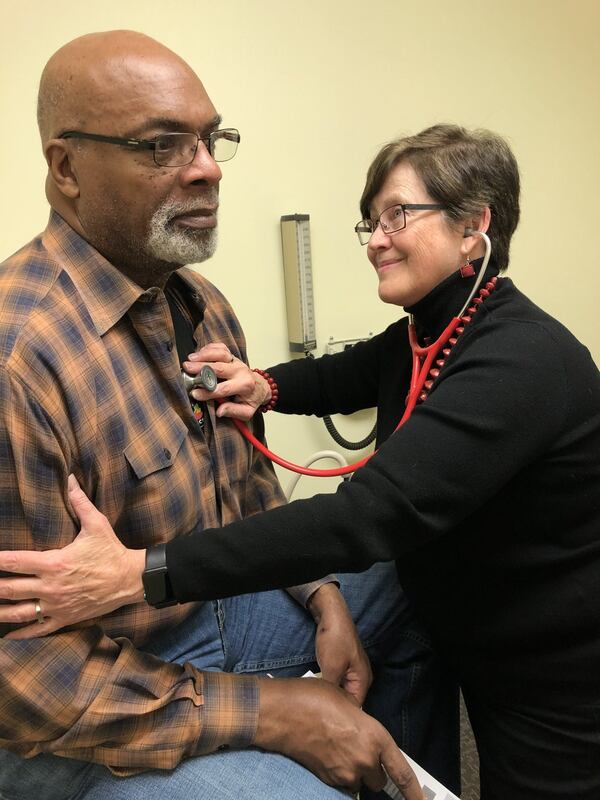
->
xmin=460 ymin=256 xmax=475 ymax=278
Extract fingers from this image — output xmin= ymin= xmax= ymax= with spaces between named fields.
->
xmin=360 ymin=759 xmax=388 ymax=794
xmin=378 ymin=739 xmax=424 ymax=800
xmin=0 ymin=577 xmax=42 ymax=602
xmin=188 ymin=343 xmax=234 ymax=364
xmin=341 ymin=672 xmax=370 ymax=707
xmin=0 ymin=598 xmax=43 ymax=624
xmin=185 ymin=363 xmax=254 ymax=405
xmin=0 ymin=548 xmax=45 ymax=576
xmin=214 ymin=401 xmax=256 ymax=421
xmin=4 ymin=618 xmax=58 ymax=639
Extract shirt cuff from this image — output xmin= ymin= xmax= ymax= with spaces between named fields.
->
xmin=192 ymin=668 xmax=260 ymax=754
xmin=285 ymin=575 xmax=339 ymax=608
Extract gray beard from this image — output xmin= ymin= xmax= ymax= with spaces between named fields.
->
xmin=146 ymin=196 xmax=218 ymax=266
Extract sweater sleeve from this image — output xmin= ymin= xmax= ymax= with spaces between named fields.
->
xmin=267 ymin=325 xmax=396 ymax=417
xmin=167 ymin=314 xmax=569 ymax=600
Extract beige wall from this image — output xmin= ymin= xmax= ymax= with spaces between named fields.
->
xmin=1 ymin=0 xmax=599 ymax=497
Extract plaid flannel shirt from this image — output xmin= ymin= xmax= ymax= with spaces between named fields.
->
xmin=0 ymin=212 xmax=330 ymax=774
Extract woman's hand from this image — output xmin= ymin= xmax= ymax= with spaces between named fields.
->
xmin=183 ymin=342 xmax=271 ymax=421
xmin=307 ymin=583 xmax=373 ymax=706
xmin=0 ymin=475 xmax=145 ymax=638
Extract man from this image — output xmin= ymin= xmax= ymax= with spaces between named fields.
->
xmin=0 ymin=30 xmax=432 ymax=800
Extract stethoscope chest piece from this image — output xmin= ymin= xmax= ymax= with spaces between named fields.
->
xmin=182 ymin=365 xmax=218 ymax=394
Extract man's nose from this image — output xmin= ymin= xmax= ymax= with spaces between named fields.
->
xmin=179 ymin=140 xmax=222 ymax=187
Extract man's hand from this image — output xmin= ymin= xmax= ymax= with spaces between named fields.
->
xmin=0 ymin=475 xmax=145 ymax=637
xmin=255 ymin=677 xmax=424 ymax=798
xmin=183 ymin=342 xmax=271 ymax=420
xmin=307 ymin=583 xmax=372 ymax=706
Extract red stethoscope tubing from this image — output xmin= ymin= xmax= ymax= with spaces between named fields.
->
xmin=227 ymin=232 xmax=492 ymax=478
xmin=229 ymin=315 xmax=461 ymax=477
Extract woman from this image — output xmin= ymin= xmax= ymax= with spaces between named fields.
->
xmin=2 ymin=124 xmax=600 ymax=799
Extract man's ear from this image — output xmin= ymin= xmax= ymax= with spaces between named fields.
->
xmin=44 ymin=140 xmax=80 ymax=199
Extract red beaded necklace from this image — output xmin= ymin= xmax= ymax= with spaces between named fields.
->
xmin=395 ymin=275 xmax=498 ymax=432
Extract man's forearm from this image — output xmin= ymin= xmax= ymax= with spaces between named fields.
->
xmin=253 ymin=677 xmax=424 ymax=799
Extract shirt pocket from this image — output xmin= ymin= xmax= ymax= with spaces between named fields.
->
xmin=123 ymin=412 xmax=188 ymax=479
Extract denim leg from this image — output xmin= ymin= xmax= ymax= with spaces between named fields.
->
xmin=0 ymin=747 xmax=351 ymax=800
xmin=77 ymin=749 xmax=351 ymax=800
xmin=221 ymin=562 xmax=459 ymax=797
xmin=139 ymin=599 xmax=226 ymax=671
xmin=360 ymin=621 xmax=460 ymax=799
xmin=339 ymin=565 xmax=460 ymax=798
xmin=222 ymin=561 xmax=411 ymax=675
xmin=0 ymin=750 xmax=94 ymax=800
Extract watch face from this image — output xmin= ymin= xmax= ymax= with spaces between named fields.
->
xmin=142 ymin=567 xmax=167 ymax=605
xmin=143 ymin=545 xmax=176 ymax=607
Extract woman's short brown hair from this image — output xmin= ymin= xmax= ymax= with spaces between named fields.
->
xmin=359 ymin=124 xmax=521 ymax=270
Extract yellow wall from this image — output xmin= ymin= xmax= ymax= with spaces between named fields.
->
xmin=1 ymin=0 xmax=599 ymax=497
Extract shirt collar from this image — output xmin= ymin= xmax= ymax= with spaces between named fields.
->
xmin=406 ymin=258 xmax=500 ymax=341
xmin=42 ymin=210 xmax=158 ymax=336
xmin=164 ymin=269 xmax=206 ymax=331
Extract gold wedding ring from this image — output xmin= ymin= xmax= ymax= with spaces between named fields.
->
xmin=34 ymin=600 xmax=45 ymax=624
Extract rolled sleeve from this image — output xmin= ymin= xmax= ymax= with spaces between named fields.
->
xmin=286 ymin=576 xmax=339 ymax=608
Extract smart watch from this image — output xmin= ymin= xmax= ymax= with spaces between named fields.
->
xmin=142 ymin=543 xmax=177 ymax=608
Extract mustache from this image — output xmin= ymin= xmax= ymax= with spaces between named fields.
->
xmin=154 ymin=193 xmax=220 ymax=226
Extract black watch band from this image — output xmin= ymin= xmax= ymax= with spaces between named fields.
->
xmin=142 ymin=543 xmax=177 ymax=608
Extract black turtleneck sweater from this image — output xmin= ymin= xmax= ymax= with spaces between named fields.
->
xmin=167 ymin=265 xmax=600 ymax=707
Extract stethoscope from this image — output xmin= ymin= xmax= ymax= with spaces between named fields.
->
xmin=184 ymin=231 xmax=492 ymax=478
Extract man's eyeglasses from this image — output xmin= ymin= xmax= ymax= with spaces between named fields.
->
xmin=60 ymin=128 xmax=241 ymax=167
xmin=354 ymin=203 xmax=445 ymax=245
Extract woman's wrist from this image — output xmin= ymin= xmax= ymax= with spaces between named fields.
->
xmin=126 ymin=548 xmax=147 ymax=604
xmin=252 ymin=369 xmax=279 ymax=412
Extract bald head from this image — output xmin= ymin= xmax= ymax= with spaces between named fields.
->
xmin=37 ymin=31 xmax=223 ymax=287
xmin=37 ymin=30 xmax=200 ymax=143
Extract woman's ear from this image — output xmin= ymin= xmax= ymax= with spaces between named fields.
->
xmin=461 ymin=206 xmax=491 ymax=256
xmin=44 ymin=139 xmax=80 ymax=199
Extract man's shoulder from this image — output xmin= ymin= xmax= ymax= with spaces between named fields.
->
xmin=0 ymin=231 xmax=62 ymax=295
xmin=0 ymin=231 xmax=85 ymax=366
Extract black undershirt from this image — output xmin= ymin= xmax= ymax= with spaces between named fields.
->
xmin=165 ymin=286 xmax=206 ymax=427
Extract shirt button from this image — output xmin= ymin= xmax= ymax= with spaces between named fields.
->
xmin=163 ymin=448 xmax=172 ymax=460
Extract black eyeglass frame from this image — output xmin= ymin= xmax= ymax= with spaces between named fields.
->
xmin=355 ymin=203 xmax=446 ymax=245
xmin=59 ymin=128 xmax=241 ymax=166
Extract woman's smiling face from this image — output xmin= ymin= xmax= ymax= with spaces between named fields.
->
xmin=366 ymin=160 xmax=468 ymax=307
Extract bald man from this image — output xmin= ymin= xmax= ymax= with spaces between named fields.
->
xmin=0 ymin=31 xmax=440 ymax=800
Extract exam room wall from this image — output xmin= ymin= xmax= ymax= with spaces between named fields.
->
xmin=1 ymin=0 xmax=599 ymax=499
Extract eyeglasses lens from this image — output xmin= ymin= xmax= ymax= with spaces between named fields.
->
xmin=380 ymin=205 xmax=406 ymax=234
xmin=355 ymin=223 xmax=373 ymax=245
xmin=154 ymin=129 xmax=240 ymax=166
xmin=154 ymin=134 xmax=197 ymax=167
xmin=355 ymin=205 xmax=407 ymax=245
xmin=211 ymin=130 xmax=239 ymax=163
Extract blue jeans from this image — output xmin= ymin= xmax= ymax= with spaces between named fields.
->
xmin=0 ymin=562 xmax=459 ymax=799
